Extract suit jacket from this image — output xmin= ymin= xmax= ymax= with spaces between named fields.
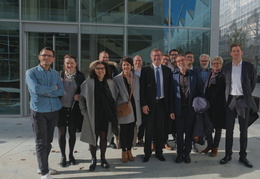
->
xmin=113 ymin=72 xmax=142 ymax=126
xmin=170 ymin=69 xmax=204 ymax=117
xmin=222 ymin=61 xmax=257 ymax=112
xmin=140 ymin=64 xmax=172 ymax=114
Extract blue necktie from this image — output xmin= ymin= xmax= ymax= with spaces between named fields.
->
xmin=156 ymin=67 xmax=161 ymax=98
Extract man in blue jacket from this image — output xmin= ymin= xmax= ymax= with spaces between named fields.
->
xmin=170 ymin=54 xmax=203 ymax=163
xmin=26 ymin=47 xmax=64 ymax=179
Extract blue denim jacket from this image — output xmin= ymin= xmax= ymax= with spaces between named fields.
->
xmin=26 ymin=64 xmax=64 ymax=112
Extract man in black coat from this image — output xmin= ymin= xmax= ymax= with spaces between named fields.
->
xmin=220 ymin=43 xmax=257 ymax=168
xmin=140 ymin=48 xmax=172 ymax=162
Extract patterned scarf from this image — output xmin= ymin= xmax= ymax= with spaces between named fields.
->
xmin=209 ymin=70 xmax=220 ymax=86
xmin=65 ymin=70 xmax=76 ymax=82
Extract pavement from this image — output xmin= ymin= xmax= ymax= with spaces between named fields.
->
xmin=1 ymin=116 xmax=260 ymax=179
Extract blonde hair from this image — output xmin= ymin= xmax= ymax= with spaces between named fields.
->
xmin=211 ymin=56 xmax=223 ymax=65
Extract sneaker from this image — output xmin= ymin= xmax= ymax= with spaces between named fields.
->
xmin=41 ymin=173 xmax=53 ymax=179
xmin=37 ymin=168 xmax=58 ymax=175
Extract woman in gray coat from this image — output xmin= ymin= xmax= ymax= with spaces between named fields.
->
xmin=113 ymin=57 xmax=142 ymax=163
xmin=79 ymin=61 xmax=119 ymax=171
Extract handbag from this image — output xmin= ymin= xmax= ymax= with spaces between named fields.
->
xmin=116 ymin=75 xmax=135 ymax=117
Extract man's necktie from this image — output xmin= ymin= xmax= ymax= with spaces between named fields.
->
xmin=156 ymin=67 xmax=161 ymax=98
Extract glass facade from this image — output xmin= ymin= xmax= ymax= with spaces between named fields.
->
xmin=219 ymin=0 xmax=260 ymax=81
xmin=22 ymin=0 xmax=78 ymax=22
xmin=0 ymin=22 xmax=20 ymax=115
xmin=0 ymin=0 xmax=215 ymax=116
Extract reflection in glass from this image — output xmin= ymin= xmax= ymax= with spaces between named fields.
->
xmin=81 ymin=0 xmax=124 ymax=24
xmin=0 ymin=22 xmax=20 ymax=114
xmin=27 ymin=33 xmax=78 ymax=72
xmin=22 ymin=0 xmax=78 ymax=22
xmin=170 ymin=28 xmax=210 ymax=66
xmin=0 ymin=0 xmax=19 ymax=19
xmin=81 ymin=31 xmax=124 ymax=74
xmin=171 ymin=0 xmax=211 ymax=28
xmin=128 ymin=27 xmax=168 ymax=64
xmin=128 ymin=0 xmax=166 ymax=26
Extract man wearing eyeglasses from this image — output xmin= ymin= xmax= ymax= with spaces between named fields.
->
xmin=199 ymin=54 xmax=211 ymax=85
xmin=26 ymin=47 xmax=64 ymax=179
xmin=168 ymin=49 xmax=179 ymax=71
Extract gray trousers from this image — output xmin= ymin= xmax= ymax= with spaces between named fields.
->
xmin=31 ymin=110 xmax=59 ymax=175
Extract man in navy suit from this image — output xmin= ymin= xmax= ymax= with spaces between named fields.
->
xmin=220 ymin=43 xmax=257 ymax=168
xmin=170 ymin=54 xmax=204 ymax=163
xmin=140 ymin=48 xmax=172 ymax=162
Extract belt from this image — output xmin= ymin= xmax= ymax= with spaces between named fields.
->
xmin=156 ymin=98 xmax=164 ymax=102
xmin=230 ymin=95 xmax=244 ymax=99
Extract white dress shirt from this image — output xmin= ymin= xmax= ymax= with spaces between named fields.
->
xmin=230 ymin=60 xmax=243 ymax=96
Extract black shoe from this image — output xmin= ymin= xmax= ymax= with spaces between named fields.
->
xmin=156 ymin=154 xmax=166 ymax=161
xmin=175 ymin=154 xmax=183 ymax=163
xmin=110 ymin=142 xmax=117 ymax=149
xmin=142 ymin=156 xmax=150 ymax=162
xmin=69 ymin=155 xmax=76 ymax=165
xmin=220 ymin=155 xmax=232 ymax=164
xmin=101 ymin=158 xmax=110 ymax=169
xmin=239 ymin=157 xmax=253 ymax=168
xmin=184 ymin=154 xmax=191 ymax=163
xmin=60 ymin=156 xmax=67 ymax=167
xmin=89 ymin=157 xmax=97 ymax=171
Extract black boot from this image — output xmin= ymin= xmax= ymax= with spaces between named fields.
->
xmin=101 ymin=156 xmax=110 ymax=169
xmin=60 ymin=156 xmax=67 ymax=167
xmin=89 ymin=157 xmax=97 ymax=171
xmin=69 ymin=155 xmax=76 ymax=165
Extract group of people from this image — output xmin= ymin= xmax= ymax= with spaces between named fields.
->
xmin=26 ymin=43 xmax=258 ymax=179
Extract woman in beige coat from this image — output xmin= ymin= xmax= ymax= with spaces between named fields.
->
xmin=113 ymin=57 xmax=142 ymax=163
xmin=79 ymin=61 xmax=118 ymax=171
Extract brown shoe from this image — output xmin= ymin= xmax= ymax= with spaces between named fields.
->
xmin=164 ymin=143 xmax=173 ymax=150
xmin=127 ymin=150 xmax=135 ymax=161
xmin=121 ymin=151 xmax=128 ymax=163
xmin=201 ymin=146 xmax=212 ymax=154
xmin=211 ymin=148 xmax=218 ymax=157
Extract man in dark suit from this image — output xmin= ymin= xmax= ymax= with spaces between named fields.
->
xmin=220 ymin=43 xmax=257 ymax=168
xmin=140 ymin=48 xmax=172 ymax=162
xmin=170 ymin=54 xmax=204 ymax=163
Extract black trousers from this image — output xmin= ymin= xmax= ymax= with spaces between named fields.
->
xmin=225 ymin=96 xmax=249 ymax=158
xmin=206 ymin=128 xmax=222 ymax=148
xmin=176 ymin=107 xmax=194 ymax=155
xmin=30 ymin=110 xmax=59 ymax=176
xmin=144 ymin=99 xmax=165 ymax=157
xmin=120 ymin=122 xmax=135 ymax=151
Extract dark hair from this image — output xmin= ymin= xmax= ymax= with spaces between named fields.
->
xmin=120 ymin=56 xmax=133 ymax=67
xmin=39 ymin=47 xmax=55 ymax=56
xmin=169 ymin=49 xmax=179 ymax=54
xmin=230 ymin=43 xmax=243 ymax=52
xmin=185 ymin=51 xmax=194 ymax=56
xmin=89 ymin=61 xmax=110 ymax=80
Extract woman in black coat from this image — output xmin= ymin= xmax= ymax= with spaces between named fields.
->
xmin=201 ymin=56 xmax=226 ymax=157
xmin=58 ymin=54 xmax=86 ymax=167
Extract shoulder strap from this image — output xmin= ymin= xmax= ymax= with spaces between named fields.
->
xmin=129 ymin=74 xmax=135 ymax=100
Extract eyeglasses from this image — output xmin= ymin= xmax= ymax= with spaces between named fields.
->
xmin=170 ymin=54 xmax=177 ymax=56
xmin=186 ymin=56 xmax=193 ymax=59
xmin=212 ymin=62 xmax=221 ymax=65
xmin=200 ymin=60 xmax=209 ymax=63
xmin=40 ymin=54 xmax=54 ymax=58
xmin=95 ymin=67 xmax=105 ymax=70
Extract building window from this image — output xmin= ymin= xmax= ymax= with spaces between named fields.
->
xmin=0 ymin=22 xmax=20 ymax=115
